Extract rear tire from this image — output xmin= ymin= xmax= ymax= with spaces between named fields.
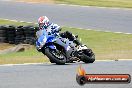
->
xmin=80 ymin=49 xmax=95 ymax=63
xmin=82 ymin=54 xmax=95 ymax=63
xmin=44 ymin=48 xmax=66 ymax=65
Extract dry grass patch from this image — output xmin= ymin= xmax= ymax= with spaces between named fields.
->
xmin=0 ymin=43 xmax=15 ymax=50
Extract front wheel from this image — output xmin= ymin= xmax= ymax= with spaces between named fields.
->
xmin=45 ymin=48 xmax=66 ymax=65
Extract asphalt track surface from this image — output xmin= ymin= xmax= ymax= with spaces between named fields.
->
xmin=0 ymin=1 xmax=132 ymax=33
xmin=0 ymin=61 xmax=132 ymax=88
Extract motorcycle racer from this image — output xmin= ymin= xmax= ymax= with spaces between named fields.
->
xmin=35 ymin=16 xmax=95 ymax=64
xmin=36 ymin=16 xmax=61 ymax=37
xmin=36 ymin=16 xmax=81 ymax=51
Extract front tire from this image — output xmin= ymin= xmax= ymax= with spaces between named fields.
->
xmin=45 ymin=48 xmax=66 ymax=65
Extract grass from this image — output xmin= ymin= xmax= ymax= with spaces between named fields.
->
xmin=0 ymin=19 xmax=132 ymax=64
xmin=0 ymin=19 xmax=48 ymax=64
xmin=17 ymin=0 xmax=132 ymax=8
xmin=0 ymin=43 xmax=15 ymax=50
xmin=62 ymin=27 xmax=132 ymax=60
xmin=0 ymin=19 xmax=35 ymax=26
xmin=0 ymin=48 xmax=49 ymax=64
xmin=55 ymin=0 xmax=132 ymax=8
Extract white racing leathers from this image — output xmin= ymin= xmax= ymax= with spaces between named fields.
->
xmin=36 ymin=23 xmax=61 ymax=38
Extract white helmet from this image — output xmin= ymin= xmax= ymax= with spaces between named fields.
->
xmin=38 ymin=16 xmax=49 ymax=30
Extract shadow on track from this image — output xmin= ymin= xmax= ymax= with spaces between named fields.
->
xmin=34 ymin=62 xmax=94 ymax=67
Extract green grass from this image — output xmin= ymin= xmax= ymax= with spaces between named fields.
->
xmin=0 ymin=19 xmax=35 ymax=26
xmin=62 ymin=27 xmax=132 ymax=60
xmin=0 ymin=19 xmax=132 ymax=64
xmin=55 ymin=0 xmax=132 ymax=8
xmin=0 ymin=19 xmax=48 ymax=64
xmin=0 ymin=48 xmax=49 ymax=64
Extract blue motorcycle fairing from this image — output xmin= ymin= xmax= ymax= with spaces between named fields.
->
xmin=45 ymin=35 xmax=56 ymax=50
xmin=36 ymin=31 xmax=57 ymax=50
xmin=36 ymin=29 xmax=48 ymax=47
xmin=48 ymin=45 xmax=56 ymax=50
xmin=36 ymin=34 xmax=46 ymax=46
xmin=46 ymin=35 xmax=56 ymax=43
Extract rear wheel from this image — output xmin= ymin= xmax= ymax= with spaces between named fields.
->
xmin=82 ymin=53 xmax=95 ymax=63
xmin=45 ymin=48 xmax=66 ymax=65
xmin=80 ymin=49 xmax=95 ymax=63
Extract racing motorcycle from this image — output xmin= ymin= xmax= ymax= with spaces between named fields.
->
xmin=36 ymin=29 xmax=95 ymax=65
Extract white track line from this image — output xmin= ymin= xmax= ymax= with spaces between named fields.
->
xmin=12 ymin=0 xmax=132 ymax=11
xmin=0 ymin=59 xmax=132 ymax=66
xmin=69 ymin=27 xmax=132 ymax=35
xmin=1 ymin=18 xmax=132 ymax=35
xmin=58 ymin=4 xmax=132 ymax=11
xmin=96 ymin=59 xmax=132 ymax=61
xmin=0 ymin=63 xmax=49 ymax=67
